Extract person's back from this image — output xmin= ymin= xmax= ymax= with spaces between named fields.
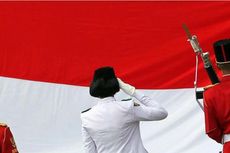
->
xmin=81 ymin=67 xmax=168 ymax=153
xmin=81 ymin=97 xmax=146 ymax=153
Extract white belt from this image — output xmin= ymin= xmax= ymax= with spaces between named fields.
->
xmin=223 ymin=134 xmax=230 ymax=144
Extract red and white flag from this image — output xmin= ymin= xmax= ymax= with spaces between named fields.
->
xmin=0 ymin=2 xmax=229 ymax=153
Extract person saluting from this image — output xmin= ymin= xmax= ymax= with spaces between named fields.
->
xmin=81 ymin=66 xmax=168 ymax=153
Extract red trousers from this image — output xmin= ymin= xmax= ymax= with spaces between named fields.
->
xmin=224 ymin=142 xmax=230 ymax=153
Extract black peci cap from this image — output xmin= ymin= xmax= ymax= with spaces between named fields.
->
xmin=213 ymin=39 xmax=230 ymax=63
xmin=92 ymin=67 xmax=117 ymax=81
xmin=90 ymin=66 xmax=119 ymax=98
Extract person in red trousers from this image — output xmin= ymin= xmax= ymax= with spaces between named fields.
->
xmin=204 ymin=39 xmax=230 ymax=153
xmin=0 ymin=123 xmax=19 ymax=153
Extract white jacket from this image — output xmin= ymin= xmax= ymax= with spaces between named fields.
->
xmin=80 ymin=91 xmax=168 ymax=153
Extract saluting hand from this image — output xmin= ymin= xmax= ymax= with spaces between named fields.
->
xmin=117 ymin=78 xmax=135 ymax=96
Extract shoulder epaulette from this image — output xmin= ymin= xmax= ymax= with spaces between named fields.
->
xmin=121 ymin=98 xmax=139 ymax=106
xmin=81 ymin=108 xmax=91 ymax=113
xmin=121 ymin=98 xmax=132 ymax=101
xmin=0 ymin=123 xmax=7 ymax=126
xmin=204 ymin=83 xmax=219 ymax=90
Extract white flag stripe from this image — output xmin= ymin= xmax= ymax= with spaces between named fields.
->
xmin=0 ymin=77 xmax=221 ymax=153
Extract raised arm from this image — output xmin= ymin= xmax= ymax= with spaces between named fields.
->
xmin=132 ymin=91 xmax=168 ymax=121
xmin=117 ymin=78 xmax=168 ymax=121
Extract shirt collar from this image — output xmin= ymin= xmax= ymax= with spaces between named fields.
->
xmin=98 ymin=96 xmax=116 ymax=103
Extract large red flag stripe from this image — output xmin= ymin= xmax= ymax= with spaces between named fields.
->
xmin=0 ymin=2 xmax=230 ymax=88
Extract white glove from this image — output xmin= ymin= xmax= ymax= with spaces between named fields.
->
xmin=117 ymin=78 xmax=135 ymax=96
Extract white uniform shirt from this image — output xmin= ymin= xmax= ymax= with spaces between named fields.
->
xmin=80 ymin=91 xmax=168 ymax=153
